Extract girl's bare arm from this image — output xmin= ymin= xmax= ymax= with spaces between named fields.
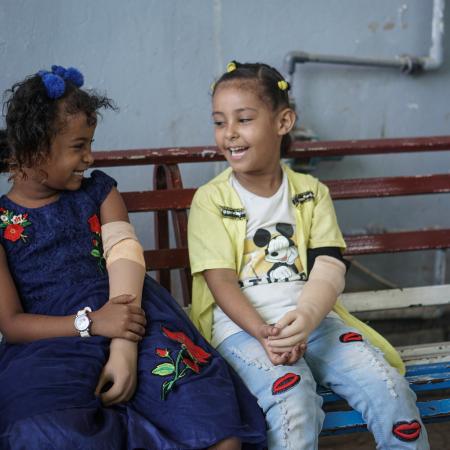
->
xmin=0 ymin=244 xmax=145 ymax=343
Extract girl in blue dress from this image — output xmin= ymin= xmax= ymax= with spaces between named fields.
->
xmin=0 ymin=66 xmax=266 ymax=450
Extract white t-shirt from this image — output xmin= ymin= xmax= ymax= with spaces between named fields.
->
xmin=213 ymin=174 xmax=307 ymax=347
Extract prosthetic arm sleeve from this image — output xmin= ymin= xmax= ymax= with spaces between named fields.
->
xmin=101 ymin=221 xmax=146 ymax=302
xmin=297 ymin=255 xmax=346 ymax=329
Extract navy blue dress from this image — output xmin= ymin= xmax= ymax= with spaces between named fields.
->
xmin=0 ymin=170 xmax=266 ymax=450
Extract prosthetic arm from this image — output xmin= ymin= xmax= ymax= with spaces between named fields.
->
xmin=101 ymin=221 xmax=146 ymax=303
xmin=95 ymin=221 xmax=146 ymax=405
xmin=270 ymin=255 xmax=346 ymax=349
xmin=297 ymin=255 xmax=346 ymax=327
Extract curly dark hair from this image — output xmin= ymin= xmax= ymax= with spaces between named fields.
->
xmin=211 ymin=61 xmax=293 ymax=156
xmin=0 ymin=129 xmax=9 ymax=172
xmin=2 ymin=72 xmax=116 ymax=173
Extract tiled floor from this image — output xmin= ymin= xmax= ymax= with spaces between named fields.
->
xmin=319 ymin=421 xmax=449 ymax=449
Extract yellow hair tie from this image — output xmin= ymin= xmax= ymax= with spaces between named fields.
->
xmin=226 ymin=61 xmax=237 ymax=73
xmin=210 ymin=81 xmax=216 ymax=92
xmin=278 ymin=80 xmax=289 ymax=91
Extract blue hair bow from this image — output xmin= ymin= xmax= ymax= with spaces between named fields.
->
xmin=38 ymin=65 xmax=84 ymax=99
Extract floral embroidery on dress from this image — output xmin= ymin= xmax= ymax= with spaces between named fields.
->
xmin=0 ymin=207 xmax=31 ymax=242
xmin=152 ymin=326 xmax=212 ymax=399
xmin=88 ymin=214 xmax=105 ymax=273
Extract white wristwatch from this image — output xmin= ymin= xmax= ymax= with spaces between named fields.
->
xmin=74 ymin=307 xmax=92 ymax=337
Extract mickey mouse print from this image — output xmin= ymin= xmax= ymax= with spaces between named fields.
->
xmin=239 ymin=222 xmax=307 ymax=289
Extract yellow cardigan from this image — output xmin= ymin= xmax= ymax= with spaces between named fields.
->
xmin=188 ymin=164 xmax=405 ymax=375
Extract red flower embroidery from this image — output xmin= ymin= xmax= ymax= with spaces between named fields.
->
xmin=88 ymin=214 xmax=105 ymax=273
xmin=162 ymin=327 xmax=211 ymax=363
xmin=88 ymin=214 xmax=101 ymax=233
xmin=156 ymin=348 xmax=170 ymax=358
xmin=152 ymin=327 xmax=212 ymax=399
xmin=4 ymin=224 xmax=24 ymax=242
xmin=1 ymin=209 xmax=31 ymax=242
xmin=182 ymin=357 xmax=200 ymax=373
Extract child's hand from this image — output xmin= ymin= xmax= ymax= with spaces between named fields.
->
xmin=268 ymin=309 xmax=312 ymax=352
xmin=90 ymin=294 xmax=147 ymax=341
xmin=256 ymin=324 xmax=306 ymax=366
xmin=95 ymin=340 xmax=138 ymax=406
xmin=284 ymin=342 xmax=307 ymax=365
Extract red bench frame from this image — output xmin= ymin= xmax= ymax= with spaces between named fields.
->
xmin=93 ymin=135 xmax=450 ymax=307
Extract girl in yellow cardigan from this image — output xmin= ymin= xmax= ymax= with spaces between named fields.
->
xmin=188 ymin=60 xmax=428 ymax=450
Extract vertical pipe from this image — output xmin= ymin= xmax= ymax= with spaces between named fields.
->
xmin=434 ymin=249 xmax=446 ymax=285
xmin=423 ymin=0 xmax=445 ymax=70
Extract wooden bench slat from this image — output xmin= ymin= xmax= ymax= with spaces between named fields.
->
xmin=122 ymin=189 xmax=196 ymax=212
xmin=341 ymin=284 xmax=450 ymax=312
xmin=399 ymin=343 xmax=450 ymax=365
xmin=286 ymin=135 xmax=450 ymax=158
xmin=91 ymin=136 xmax=450 ymax=166
xmin=93 ymin=147 xmax=223 ymax=166
xmin=144 ymin=248 xmax=189 ymax=271
xmin=322 ymin=399 xmax=450 ymax=435
xmin=326 ymin=174 xmax=450 ymax=199
xmin=120 ymin=173 xmax=450 ymax=213
xmin=320 ymin=363 xmax=450 ymax=403
xmin=344 ymin=229 xmax=450 ymax=254
xmin=407 ymin=362 xmax=450 ymax=376
xmin=407 ymin=372 xmax=450 ymax=392
xmin=143 ymin=229 xmax=450 ymax=271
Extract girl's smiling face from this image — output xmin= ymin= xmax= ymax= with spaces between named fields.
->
xmin=20 ymin=111 xmax=96 ymax=201
xmin=40 ymin=112 xmax=95 ymax=189
xmin=212 ymin=82 xmax=294 ymax=182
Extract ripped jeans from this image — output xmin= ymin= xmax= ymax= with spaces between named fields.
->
xmin=217 ymin=317 xmax=429 ymax=450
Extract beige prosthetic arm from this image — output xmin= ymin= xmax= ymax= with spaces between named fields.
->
xmin=270 ymin=254 xmax=347 ymax=351
xmin=101 ymin=221 xmax=146 ymax=303
xmin=297 ymin=255 xmax=346 ymax=329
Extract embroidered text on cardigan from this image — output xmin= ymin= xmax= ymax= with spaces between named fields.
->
xmin=292 ymin=191 xmax=315 ymax=207
xmin=219 ymin=206 xmax=247 ymax=220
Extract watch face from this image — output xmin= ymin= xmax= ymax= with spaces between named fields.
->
xmin=75 ymin=315 xmax=90 ymax=331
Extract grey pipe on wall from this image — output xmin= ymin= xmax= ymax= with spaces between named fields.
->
xmin=284 ymin=0 xmax=445 ymax=85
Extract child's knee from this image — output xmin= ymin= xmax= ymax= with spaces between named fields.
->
xmin=264 ymin=371 xmax=324 ymax=450
xmin=258 ymin=367 xmax=323 ymax=424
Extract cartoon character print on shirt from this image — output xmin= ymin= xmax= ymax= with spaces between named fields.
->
xmin=239 ymin=223 xmax=306 ymax=288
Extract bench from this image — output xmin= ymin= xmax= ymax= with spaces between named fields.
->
xmin=92 ymin=135 xmax=450 ymax=436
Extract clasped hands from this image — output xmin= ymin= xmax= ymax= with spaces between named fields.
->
xmin=257 ymin=308 xmax=314 ymax=366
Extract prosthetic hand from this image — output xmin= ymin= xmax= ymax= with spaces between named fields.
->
xmin=269 ymin=255 xmax=346 ymax=352
xmin=96 ymin=221 xmax=146 ymax=405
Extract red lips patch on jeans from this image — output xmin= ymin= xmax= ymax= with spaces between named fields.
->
xmin=272 ymin=373 xmax=301 ymax=395
xmin=339 ymin=332 xmax=363 ymax=343
xmin=392 ymin=420 xmax=422 ymax=441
